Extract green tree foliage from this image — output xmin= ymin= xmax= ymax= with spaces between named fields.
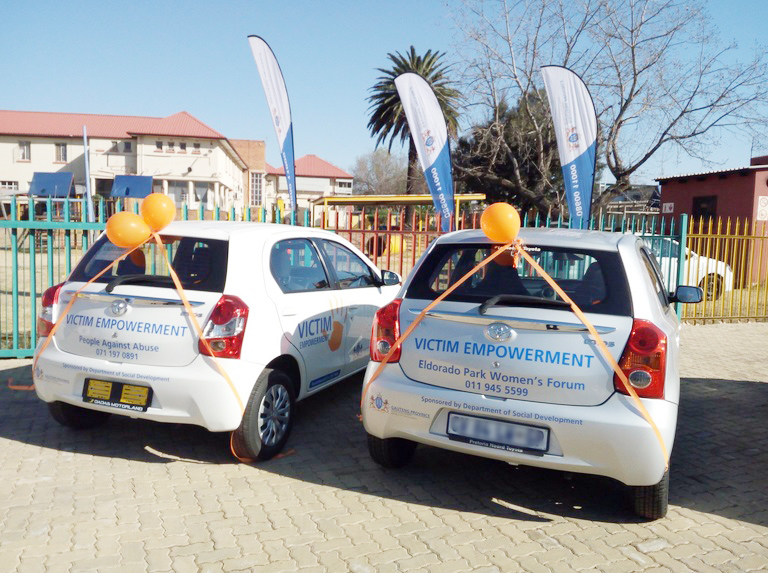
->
xmin=455 ymin=91 xmax=563 ymax=213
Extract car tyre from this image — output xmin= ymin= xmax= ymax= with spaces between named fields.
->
xmin=367 ymin=434 xmax=417 ymax=468
xmin=48 ymin=401 xmax=112 ymax=430
xmin=631 ymin=469 xmax=669 ymax=520
xmin=233 ymin=369 xmax=295 ymax=461
xmin=699 ymin=274 xmax=723 ymax=301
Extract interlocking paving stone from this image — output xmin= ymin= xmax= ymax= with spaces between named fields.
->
xmin=1 ymin=323 xmax=767 ymax=571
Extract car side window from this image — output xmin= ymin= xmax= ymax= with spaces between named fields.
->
xmin=270 ymin=239 xmax=330 ymax=293
xmin=319 ymin=240 xmax=377 ymax=289
xmin=640 ymin=247 xmax=670 ymax=308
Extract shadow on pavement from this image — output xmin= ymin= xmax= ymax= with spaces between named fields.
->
xmin=673 ymin=377 xmax=768 ymax=526
xmin=1 ymin=362 xmax=765 ymax=525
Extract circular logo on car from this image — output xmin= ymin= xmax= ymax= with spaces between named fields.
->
xmin=111 ymin=299 xmax=128 ymax=316
xmin=486 ymin=322 xmax=513 ymax=342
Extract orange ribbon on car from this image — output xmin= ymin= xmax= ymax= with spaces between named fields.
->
xmin=361 ymin=240 xmax=669 ymax=470
xmin=30 ymin=234 xmax=253 ymax=462
xmin=148 ymin=234 xmax=253 ymax=463
xmin=32 ymin=244 xmax=143 ymax=377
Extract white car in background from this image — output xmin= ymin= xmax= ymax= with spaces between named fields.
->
xmin=34 ymin=222 xmax=400 ymax=460
xmin=646 ymin=237 xmax=733 ymax=300
xmin=362 ymin=228 xmax=702 ymax=519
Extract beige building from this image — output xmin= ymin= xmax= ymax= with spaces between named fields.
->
xmin=230 ymin=140 xmax=355 ymax=223
xmin=0 ymin=110 xmax=247 ymax=214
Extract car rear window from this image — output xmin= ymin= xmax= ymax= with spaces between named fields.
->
xmin=406 ymin=243 xmax=631 ymax=316
xmin=69 ymin=235 xmax=228 ymax=293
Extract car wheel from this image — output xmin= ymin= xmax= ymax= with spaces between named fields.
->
xmin=367 ymin=434 xmax=416 ymax=468
xmin=699 ymin=274 xmax=723 ymax=301
xmin=631 ymin=469 xmax=669 ymax=520
xmin=48 ymin=401 xmax=112 ymax=430
xmin=233 ymin=369 xmax=295 ymax=461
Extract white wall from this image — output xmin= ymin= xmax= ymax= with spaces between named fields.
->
xmin=0 ymin=134 xmax=245 ymax=213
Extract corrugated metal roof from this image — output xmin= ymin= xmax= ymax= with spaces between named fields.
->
xmin=655 ymin=164 xmax=764 ymax=182
xmin=266 ymin=154 xmax=352 ymax=178
xmin=0 ymin=110 xmax=225 ymax=139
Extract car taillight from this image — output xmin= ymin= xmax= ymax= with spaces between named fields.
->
xmin=370 ymin=299 xmax=402 ymax=362
xmin=199 ymin=295 xmax=249 ymax=359
xmin=614 ymin=319 xmax=667 ymax=399
xmin=37 ymin=283 xmax=64 ymax=338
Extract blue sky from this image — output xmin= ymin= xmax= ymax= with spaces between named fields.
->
xmin=2 ymin=0 xmax=765 ymax=184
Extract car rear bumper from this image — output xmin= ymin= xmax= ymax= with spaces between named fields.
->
xmin=362 ymin=362 xmax=677 ymax=486
xmin=33 ymin=343 xmax=263 ymax=432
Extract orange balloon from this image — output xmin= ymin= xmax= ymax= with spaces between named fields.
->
xmin=480 ymin=203 xmax=521 ymax=243
xmin=140 ymin=193 xmax=176 ymax=232
xmin=106 ymin=212 xmax=151 ymax=249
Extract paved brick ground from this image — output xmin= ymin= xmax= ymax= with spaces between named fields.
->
xmin=1 ymin=322 xmax=766 ymax=572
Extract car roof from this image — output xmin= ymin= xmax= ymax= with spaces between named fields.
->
xmin=159 ymin=220 xmax=340 ymax=241
xmin=438 ymin=227 xmax=633 ymax=251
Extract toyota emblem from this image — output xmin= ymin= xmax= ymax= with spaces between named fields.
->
xmin=486 ymin=322 xmax=512 ymax=342
xmin=111 ymin=299 xmax=128 ymax=316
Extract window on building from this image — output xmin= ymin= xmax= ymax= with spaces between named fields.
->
xmin=179 ymin=142 xmax=187 ymax=153
xmin=193 ymin=142 xmax=201 ymax=154
xmin=167 ymin=141 xmax=175 ymax=152
xmin=250 ymin=172 xmax=263 ymax=206
xmin=123 ymin=142 xmax=132 ymax=153
xmin=0 ymin=181 xmax=19 ymax=191
xmin=168 ymin=180 xmax=188 ymax=203
xmin=194 ymin=182 xmax=211 ymax=203
xmin=155 ymin=141 xmax=163 ymax=151
xmin=19 ymin=141 xmax=31 ymax=161
xmin=110 ymin=141 xmax=119 ymax=152
xmin=55 ymin=143 xmax=67 ymax=162
xmin=338 ymin=181 xmax=352 ymax=189
xmin=692 ymin=196 xmax=717 ymax=220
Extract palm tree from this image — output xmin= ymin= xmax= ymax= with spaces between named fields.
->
xmin=367 ymin=46 xmax=461 ymax=196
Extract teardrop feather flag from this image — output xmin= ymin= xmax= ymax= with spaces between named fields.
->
xmin=394 ymin=72 xmax=455 ymax=232
xmin=541 ymin=65 xmax=597 ymax=229
xmin=248 ymin=35 xmax=297 ymax=213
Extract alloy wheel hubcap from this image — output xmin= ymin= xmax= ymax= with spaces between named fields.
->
xmin=258 ymin=384 xmax=291 ymax=447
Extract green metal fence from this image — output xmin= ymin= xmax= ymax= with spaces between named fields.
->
xmin=3 ymin=196 xmax=764 ymax=358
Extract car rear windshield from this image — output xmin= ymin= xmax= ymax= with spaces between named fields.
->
xmin=406 ymin=243 xmax=631 ymax=316
xmin=69 ymin=235 xmax=228 ymax=293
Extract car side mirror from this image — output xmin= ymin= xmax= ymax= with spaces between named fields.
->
xmin=669 ymin=285 xmax=703 ymax=304
xmin=380 ymin=270 xmax=402 ymax=286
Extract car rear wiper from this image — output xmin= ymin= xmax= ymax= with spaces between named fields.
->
xmin=106 ymin=274 xmax=176 ymax=293
xmin=479 ymin=294 xmax=571 ymax=314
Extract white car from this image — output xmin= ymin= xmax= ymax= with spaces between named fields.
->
xmin=362 ymin=228 xmax=702 ymax=519
xmin=33 ymin=221 xmax=400 ymax=460
xmin=646 ymin=237 xmax=733 ymax=300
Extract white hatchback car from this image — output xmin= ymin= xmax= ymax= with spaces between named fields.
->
xmin=645 ymin=237 xmax=733 ymax=300
xmin=34 ymin=221 xmax=400 ymax=459
xmin=362 ymin=228 xmax=702 ymax=519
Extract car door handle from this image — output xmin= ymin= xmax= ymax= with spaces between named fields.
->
xmin=281 ymin=307 xmax=297 ymax=316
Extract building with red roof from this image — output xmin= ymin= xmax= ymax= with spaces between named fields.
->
xmin=656 ymin=155 xmax=768 ymax=224
xmin=229 ymin=140 xmax=353 ymax=222
xmin=0 ymin=109 xmax=247 ymax=212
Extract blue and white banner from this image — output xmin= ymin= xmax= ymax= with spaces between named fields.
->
xmin=394 ymin=72 xmax=454 ymax=232
xmin=541 ymin=66 xmax=597 ymax=229
xmin=248 ymin=35 xmax=297 ymax=212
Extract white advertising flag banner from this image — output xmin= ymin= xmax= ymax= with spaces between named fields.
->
xmin=541 ymin=66 xmax=597 ymax=228
xmin=248 ymin=35 xmax=297 ymax=212
xmin=394 ymin=72 xmax=454 ymax=232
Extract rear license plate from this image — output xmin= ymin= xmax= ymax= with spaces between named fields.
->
xmin=447 ymin=412 xmax=549 ymax=453
xmin=83 ymin=379 xmax=152 ymax=412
